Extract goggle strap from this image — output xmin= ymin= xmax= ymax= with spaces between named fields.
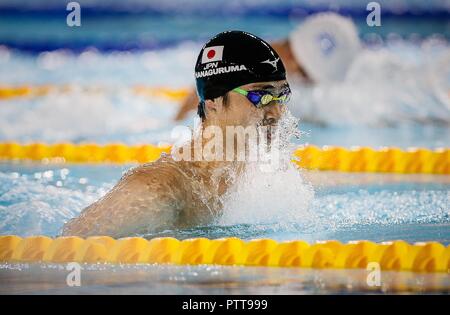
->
xmin=232 ymin=87 xmax=249 ymax=96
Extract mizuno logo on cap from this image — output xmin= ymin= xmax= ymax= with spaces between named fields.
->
xmin=260 ymin=58 xmax=280 ymax=71
xmin=201 ymin=46 xmax=224 ymax=64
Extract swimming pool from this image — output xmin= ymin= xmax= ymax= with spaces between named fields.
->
xmin=0 ymin=0 xmax=449 ymax=295
xmin=0 ymin=162 xmax=449 ymax=243
xmin=1 ymin=146 xmax=448 ymax=293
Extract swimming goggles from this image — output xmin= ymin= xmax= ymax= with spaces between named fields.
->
xmin=232 ymin=85 xmax=291 ymax=108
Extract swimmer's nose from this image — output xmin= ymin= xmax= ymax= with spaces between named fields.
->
xmin=262 ymin=104 xmax=283 ymax=125
xmin=262 ymin=117 xmax=277 ymax=126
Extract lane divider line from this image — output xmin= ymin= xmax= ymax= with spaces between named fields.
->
xmin=1 ymin=236 xmax=449 ymax=273
xmin=0 ymin=142 xmax=448 ymax=174
xmin=0 ymin=85 xmax=189 ymax=101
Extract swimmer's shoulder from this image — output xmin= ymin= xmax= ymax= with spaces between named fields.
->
xmin=119 ymin=154 xmax=192 ymax=189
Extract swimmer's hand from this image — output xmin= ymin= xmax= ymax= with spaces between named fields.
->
xmin=62 ymin=163 xmax=186 ymax=238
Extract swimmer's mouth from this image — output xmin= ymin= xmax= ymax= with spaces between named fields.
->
xmin=259 ymin=119 xmax=277 ymax=144
xmin=267 ymin=127 xmax=272 ymax=143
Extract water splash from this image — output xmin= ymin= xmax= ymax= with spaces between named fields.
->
xmin=0 ymin=89 xmax=176 ymax=144
xmin=142 ymin=187 xmax=449 ymax=243
xmin=0 ymin=43 xmax=199 ymax=86
xmin=289 ymin=39 xmax=450 ymax=126
xmin=0 ymin=40 xmax=449 ymax=145
xmin=0 ymin=163 xmax=448 ymax=243
xmin=218 ymin=111 xmax=315 ymax=228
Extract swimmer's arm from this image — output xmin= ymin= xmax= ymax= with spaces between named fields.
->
xmin=174 ymin=89 xmax=199 ymax=121
xmin=271 ymin=40 xmax=313 ymax=83
xmin=62 ymin=165 xmax=185 ymax=238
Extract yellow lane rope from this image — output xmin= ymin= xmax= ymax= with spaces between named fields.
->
xmin=2 ymin=85 xmax=449 ymax=102
xmin=0 ymin=142 xmax=448 ymax=174
xmin=0 ymin=85 xmax=189 ymax=101
xmin=0 ymin=142 xmax=171 ymax=163
xmin=0 ymin=236 xmax=448 ymax=272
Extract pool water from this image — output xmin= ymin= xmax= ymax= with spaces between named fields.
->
xmin=1 ymin=162 xmax=448 ymax=295
xmin=1 ymin=162 xmax=448 ymax=245
xmin=1 ymin=263 xmax=449 ymax=294
xmin=0 ymin=39 xmax=449 ymax=146
xmin=1 ymin=36 xmax=448 ymax=245
xmin=0 ymin=0 xmax=449 ymax=294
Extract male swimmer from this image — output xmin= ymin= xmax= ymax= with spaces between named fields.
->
xmin=174 ymin=12 xmax=361 ymax=121
xmin=63 ymin=31 xmax=292 ymax=237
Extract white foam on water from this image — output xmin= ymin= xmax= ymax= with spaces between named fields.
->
xmin=0 ymin=164 xmax=448 ymax=239
xmin=219 ymin=163 xmax=315 ymax=226
xmin=0 ymin=88 xmax=176 ymax=143
xmin=0 ymin=39 xmax=449 ymax=144
xmin=0 ymin=38 xmax=449 ymax=238
xmin=0 ymin=170 xmax=113 ymax=237
xmin=311 ymin=189 xmax=450 ymax=231
xmin=215 ymin=111 xmax=449 ymax=234
xmin=289 ymin=39 xmax=450 ymax=126
xmin=218 ymin=111 xmax=316 ymax=228
xmin=0 ymin=42 xmax=199 ymax=86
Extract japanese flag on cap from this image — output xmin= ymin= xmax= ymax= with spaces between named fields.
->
xmin=201 ymin=46 xmax=224 ymax=63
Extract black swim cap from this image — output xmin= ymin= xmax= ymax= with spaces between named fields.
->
xmin=195 ymin=30 xmax=286 ymax=118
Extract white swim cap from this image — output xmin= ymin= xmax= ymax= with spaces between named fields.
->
xmin=289 ymin=12 xmax=361 ymax=83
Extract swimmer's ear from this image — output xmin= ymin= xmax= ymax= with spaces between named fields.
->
xmin=204 ymin=99 xmax=219 ymax=114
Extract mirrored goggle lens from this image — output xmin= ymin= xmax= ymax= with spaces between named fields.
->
xmin=247 ymin=91 xmax=275 ymax=107
xmin=279 ymin=90 xmax=291 ymax=103
xmin=247 ymin=92 xmax=263 ymax=106
xmin=247 ymin=88 xmax=291 ymax=107
xmin=260 ymin=94 xmax=274 ymax=105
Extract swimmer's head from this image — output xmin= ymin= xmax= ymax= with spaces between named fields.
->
xmin=195 ymin=31 xmax=289 ymax=127
xmin=289 ymin=12 xmax=361 ymax=83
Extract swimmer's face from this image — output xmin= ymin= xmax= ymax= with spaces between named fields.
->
xmin=204 ymin=80 xmax=288 ymax=128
